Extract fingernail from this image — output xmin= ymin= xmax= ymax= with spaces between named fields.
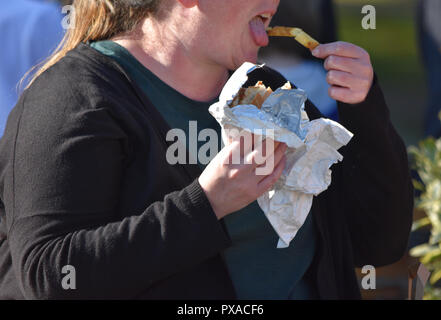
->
xmin=312 ymin=48 xmax=319 ymax=57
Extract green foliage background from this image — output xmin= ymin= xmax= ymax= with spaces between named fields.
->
xmin=409 ymin=131 xmax=441 ymax=299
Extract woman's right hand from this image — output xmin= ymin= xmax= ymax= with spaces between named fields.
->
xmin=199 ymin=134 xmax=287 ymax=220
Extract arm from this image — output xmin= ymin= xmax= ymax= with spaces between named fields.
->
xmin=313 ymin=42 xmax=414 ymax=267
xmin=7 ymin=98 xmax=230 ymax=299
xmin=336 ymin=78 xmax=414 ymax=267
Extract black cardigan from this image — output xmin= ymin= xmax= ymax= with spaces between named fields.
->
xmin=0 ymin=43 xmax=413 ymax=299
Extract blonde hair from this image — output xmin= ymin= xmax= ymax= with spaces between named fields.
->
xmin=23 ymin=0 xmax=161 ymax=89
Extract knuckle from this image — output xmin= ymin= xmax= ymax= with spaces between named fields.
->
xmin=325 ymin=56 xmax=334 ymax=69
xmin=330 ymin=54 xmax=337 ymax=63
xmin=362 ymin=49 xmax=370 ymax=61
xmin=360 ymin=65 xmax=371 ymax=77
xmin=362 ymin=77 xmax=371 ymax=88
xmin=354 ymin=91 xmax=366 ymax=103
xmin=333 ymin=90 xmax=344 ymax=100
xmin=340 ymin=72 xmax=349 ymax=84
xmin=251 ymin=151 xmax=263 ymax=166
xmin=327 ymin=70 xmax=335 ymax=82
xmin=355 ymin=76 xmax=370 ymax=90
xmin=328 ymin=70 xmax=347 ymax=84
xmin=228 ymin=168 xmax=240 ymax=180
xmin=359 ymin=91 xmax=368 ymax=101
xmin=336 ymin=41 xmax=345 ymax=52
xmin=245 ymin=152 xmax=255 ymax=165
xmin=367 ymin=68 xmax=374 ymax=80
xmin=328 ymin=86 xmax=335 ymax=97
xmin=360 ymin=61 xmax=373 ymax=74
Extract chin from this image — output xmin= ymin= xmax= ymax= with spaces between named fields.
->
xmin=247 ymin=53 xmax=259 ymax=64
xmin=234 ymin=51 xmax=259 ymax=69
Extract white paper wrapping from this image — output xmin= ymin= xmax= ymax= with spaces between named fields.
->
xmin=209 ymin=62 xmax=354 ymax=248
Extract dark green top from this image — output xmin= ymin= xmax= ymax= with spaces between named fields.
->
xmin=90 ymin=40 xmax=318 ymax=299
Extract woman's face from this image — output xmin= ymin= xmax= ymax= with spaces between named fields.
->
xmin=194 ymin=0 xmax=280 ymax=70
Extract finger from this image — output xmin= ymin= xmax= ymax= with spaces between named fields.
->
xmin=312 ymin=41 xmax=367 ymax=59
xmin=324 ymin=55 xmax=359 ymax=73
xmin=324 ymin=56 xmax=374 ymax=81
xmin=228 ymin=135 xmax=280 ymax=166
xmin=269 ymin=141 xmax=287 ymax=169
xmin=239 ymin=131 xmax=255 ymax=156
xmin=255 ymin=141 xmax=287 ymax=178
xmin=247 ymin=140 xmax=286 ymax=167
xmin=257 ymin=155 xmax=286 ymax=195
xmin=257 ymin=138 xmax=281 ymax=159
xmin=224 ymin=139 xmax=242 ymax=165
xmin=227 ymin=130 xmax=254 ymax=161
xmin=328 ymin=86 xmax=366 ymax=104
xmin=245 ymin=138 xmax=277 ymax=166
xmin=326 ymin=70 xmax=354 ymax=88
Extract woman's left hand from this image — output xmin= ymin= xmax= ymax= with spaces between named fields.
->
xmin=312 ymin=41 xmax=374 ymax=105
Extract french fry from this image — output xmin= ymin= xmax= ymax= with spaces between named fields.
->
xmin=267 ymin=26 xmax=320 ymax=51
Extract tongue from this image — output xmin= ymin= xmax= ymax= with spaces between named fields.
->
xmin=249 ymin=16 xmax=269 ymax=47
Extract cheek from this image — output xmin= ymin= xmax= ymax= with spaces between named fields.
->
xmin=199 ymin=0 xmax=259 ymax=67
xmin=206 ymin=21 xmax=250 ymax=62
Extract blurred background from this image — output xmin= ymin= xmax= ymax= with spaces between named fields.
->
xmin=1 ymin=0 xmax=440 ymax=300
xmin=0 ymin=0 xmax=70 ymax=136
xmin=335 ymin=0 xmax=428 ymax=146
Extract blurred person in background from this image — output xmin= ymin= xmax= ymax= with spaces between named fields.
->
xmin=418 ymin=0 xmax=441 ymax=138
xmin=259 ymin=0 xmax=339 ymax=120
xmin=0 ymin=0 xmax=69 ymax=137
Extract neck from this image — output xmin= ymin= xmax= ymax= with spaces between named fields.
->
xmin=113 ymin=19 xmax=229 ymax=102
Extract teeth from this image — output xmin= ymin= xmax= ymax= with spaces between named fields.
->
xmin=259 ymin=13 xmax=271 ymax=19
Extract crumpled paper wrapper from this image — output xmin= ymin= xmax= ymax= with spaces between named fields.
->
xmin=209 ymin=62 xmax=354 ymax=248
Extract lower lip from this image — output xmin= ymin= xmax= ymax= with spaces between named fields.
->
xmin=249 ymin=16 xmax=269 ymax=47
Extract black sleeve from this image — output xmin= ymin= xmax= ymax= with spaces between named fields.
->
xmin=7 ymin=94 xmax=230 ymax=299
xmin=335 ymin=77 xmax=414 ymax=267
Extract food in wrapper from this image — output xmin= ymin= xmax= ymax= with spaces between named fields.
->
xmin=229 ymin=81 xmax=293 ymax=109
xmin=209 ymin=62 xmax=353 ymax=248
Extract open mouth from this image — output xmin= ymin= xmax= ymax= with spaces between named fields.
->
xmin=249 ymin=13 xmax=273 ymax=47
xmin=258 ymin=13 xmax=272 ymax=29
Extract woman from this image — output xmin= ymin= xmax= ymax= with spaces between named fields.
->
xmin=0 ymin=0 xmax=413 ymax=299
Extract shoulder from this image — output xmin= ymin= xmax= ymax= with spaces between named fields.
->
xmin=23 ymin=44 xmax=134 ymax=115
xmin=12 ymin=44 xmax=133 ymax=144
